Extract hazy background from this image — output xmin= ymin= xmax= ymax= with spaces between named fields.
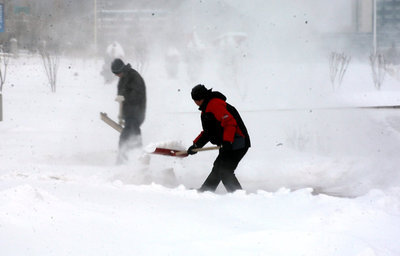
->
xmin=0 ymin=0 xmax=385 ymax=58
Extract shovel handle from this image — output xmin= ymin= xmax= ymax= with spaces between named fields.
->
xmin=175 ymin=146 xmax=221 ymax=156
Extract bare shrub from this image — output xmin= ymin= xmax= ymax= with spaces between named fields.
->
xmin=329 ymin=52 xmax=351 ymax=90
xmin=0 ymin=45 xmax=10 ymax=92
xmin=39 ymin=44 xmax=60 ymax=93
xmin=369 ymin=53 xmax=386 ymax=90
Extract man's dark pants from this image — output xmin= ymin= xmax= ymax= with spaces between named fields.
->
xmin=117 ymin=118 xmax=142 ymax=163
xmin=199 ymin=147 xmax=248 ymax=192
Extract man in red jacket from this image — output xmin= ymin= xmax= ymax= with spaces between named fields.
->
xmin=187 ymin=84 xmax=251 ymax=192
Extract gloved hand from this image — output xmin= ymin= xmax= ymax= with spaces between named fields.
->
xmin=221 ymin=141 xmax=232 ymax=152
xmin=187 ymin=144 xmax=198 ymax=155
xmin=115 ymin=95 xmax=125 ymax=102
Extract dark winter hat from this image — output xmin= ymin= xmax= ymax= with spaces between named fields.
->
xmin=111 ymin=58 xmax=125 ymax=74
xmin=191 ymin=84 xmax=210 ymax=100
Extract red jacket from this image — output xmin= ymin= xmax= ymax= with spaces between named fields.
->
xmin=193 ymin=91 xmax=250 ymax=149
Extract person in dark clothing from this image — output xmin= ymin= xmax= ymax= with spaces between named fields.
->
xmin=187 ymin=84 xmax=250 ymax=192
xmin=111 ymin=58 xmax=146 ymax=163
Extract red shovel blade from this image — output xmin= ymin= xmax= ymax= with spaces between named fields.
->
xmin=153 ymin=147 xmax=188 ymax=157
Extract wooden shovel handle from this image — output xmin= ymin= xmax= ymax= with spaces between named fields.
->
xmin=175 ymin=146 xmax=221 ymax=156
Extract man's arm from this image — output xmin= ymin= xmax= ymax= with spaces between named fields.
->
xmin=207 ymin=99 xmax=237 ymax=143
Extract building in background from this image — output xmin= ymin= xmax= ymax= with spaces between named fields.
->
xmin=0 ymin=0 xmax=398 ymax=57
xmin=352 ymin=0 xmax=400 ymax=51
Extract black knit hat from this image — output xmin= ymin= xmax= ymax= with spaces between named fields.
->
xmin=191 ymin=84 xmax=210 ymax=100
xmin=111 ymin=58 xmax=125 ymax=74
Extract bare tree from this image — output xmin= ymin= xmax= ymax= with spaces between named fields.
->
xmin=39 ymin=43 xmax=60 ymax=93
xmin=369 ymin=52 xmax=386 ymax=90
xmin=329 ymin=52 xmax=351 ymax=90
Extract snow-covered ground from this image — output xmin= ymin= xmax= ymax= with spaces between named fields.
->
xmin=1 ymin=54 xmax=400 ymax=255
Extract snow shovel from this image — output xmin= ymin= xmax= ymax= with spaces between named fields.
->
xmin=100 ymin=112 xmax=123 ymax=133
xmin=152 ymin=146 xmax=220 ymax=157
